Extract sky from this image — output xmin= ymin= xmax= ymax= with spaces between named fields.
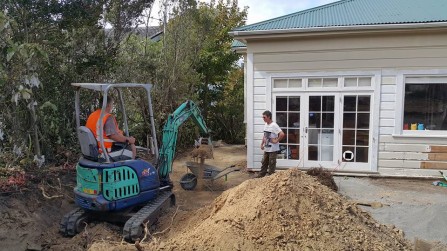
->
xmin=148 ymin=0 xmax=338 ymax=26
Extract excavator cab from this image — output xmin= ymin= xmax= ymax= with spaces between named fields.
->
xmin=61 ymin=83 xmax=211 ymax=241
xmin=72 ymin=83 xmax=158 ymax=162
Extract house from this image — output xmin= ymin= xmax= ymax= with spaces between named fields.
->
xmin=230 ymin=0 xmax=447 ymax=177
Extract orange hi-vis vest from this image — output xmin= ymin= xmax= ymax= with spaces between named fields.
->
xmin=86 ymin=109 xmax=120 ymax=153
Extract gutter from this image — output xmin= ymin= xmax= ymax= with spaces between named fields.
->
xmin=230 ymin=22 xmax=447 ymax=38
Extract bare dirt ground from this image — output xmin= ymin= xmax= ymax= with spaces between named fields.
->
xmin=0 ymin=144 xmax=446 ymax=250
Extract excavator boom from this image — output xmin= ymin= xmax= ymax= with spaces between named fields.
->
xmin=157 ymin=100 xmax=210 ymax=179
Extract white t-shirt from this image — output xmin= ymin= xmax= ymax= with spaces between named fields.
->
xmin=263 ymin=122 xmax=282 ymax=152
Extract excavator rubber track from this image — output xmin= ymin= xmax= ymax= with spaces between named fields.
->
xmin=60 ymin=207 xmax=89 ymax=237
xmin=123 ymin=190 xmax=175 ymax=241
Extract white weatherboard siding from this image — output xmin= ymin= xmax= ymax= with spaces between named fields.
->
xmin=252 ymin=74 xmax=267 ymax=168
xmin=244 ymin=30 xmax=447 ymax=176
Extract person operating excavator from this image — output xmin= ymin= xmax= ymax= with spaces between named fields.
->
xmin=86 ymin=96 xmax=137 ymax=160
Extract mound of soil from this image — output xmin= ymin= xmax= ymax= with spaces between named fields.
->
xmin=143 ymin=169 xmax=411 ymax=250
xmin=306 ymin=167 xmax=338 ymax=191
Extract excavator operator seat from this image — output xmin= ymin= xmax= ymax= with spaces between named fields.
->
xmin=78 ymin=126 xmax=99 ymax=161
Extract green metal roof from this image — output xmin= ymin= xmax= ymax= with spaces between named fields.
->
xmin=234 ymin=0 xmax=447 ymax=32
xmin=231 ymin=40 xmax=246 ymax=48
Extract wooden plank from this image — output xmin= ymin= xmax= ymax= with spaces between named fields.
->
xmin=428 ymin=153 xmax=447 ymax=161
xmin=379 ymin=152 xmax=429 ymax=161
xmin=254 ymin=125 xmax=264 ymax=132
xmin=380 ymin=102 xmax=395 ymax=111
xmin=380 ymin=94 xmax=396 ymax=102
xmin=405 ymin=152 xmax=429 ymax=161
xmin=379 ymin=110 xmax=395 ymax=119
xmin=381 ymin=77 xmax=396 ymax=85
xmin=378 ymin=160 xmax=420 ymax=169
xmin=254 ymin=95 xmax=266 ymax=102
xmin=379 ymin=127 xmax=394 ymax=135
xmin=379 ymin=152 xmax=405 ymax=160
xmin=429 ymin=146 xmax=447 ymax=153
xmin=421 ymin=162 xmax=447 ymax=170
xmin=254 ymin=78 xmax=266 ymax=87
xmin=378 ymin=167 xmax=443 ymax=178
xmin=380 ymin=119 xmax=395 ymax=127
xmin=253 ymin=102 xmax=266 ymax=110
xmin=380 ymin=135 xmax=447 ymax=144
xmin=254 ymin=133 xmax=264 ymax=140
xmin=253 ymin=86 xmax=266 ymax=95
xmin=381 ymin=85 xmax=396 ymax=94
xmin=384 ymin=144 xmax=430 ymax=152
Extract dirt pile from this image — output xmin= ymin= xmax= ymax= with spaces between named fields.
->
xmin=306 ymin=167 xmax=338 ymax=191
xmin=148 ymin=169 xmax=411 ymax=250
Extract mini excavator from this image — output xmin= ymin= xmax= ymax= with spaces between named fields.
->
xmin=60 ymin=83 xmax=211 ymax=241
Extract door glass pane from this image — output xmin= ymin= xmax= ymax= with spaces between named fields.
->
xmin=356 ymin=130 xmax=369 ymax=146
xmin=276 ymin=97 xmax=287 ymax=111
xmin=288 ymin=129 xmax=300 ymax=144
xmin=278 ymin=145 xmax=287 ymax=159
xmin=322 ymin=96 xmax=335 ymax=111
xmin=356 ymin=147 xmax=369 ymax=162
xmin=277 ymin=113 xmax=287 ymax=127
xmin=309 ymin=113 xmax=321 ymax=128
xmin=308 ymin=145 xmax=318 ymax=160
xmin=344 ymin=96 xmax=356 ymax=111
xmin=342 ymin=146 xmax=355 ymax=162
xmin=343 ymin=130 xmax=355 ymax=145
xmin=288 ymin=113 xmax=300 ymax=128
xmin=289 ymin=145 xmax=300 ymax=159
xmin=358 ymin=96 xmax=371 ymax=111
xmin=320 ymin=146 xmax=333 ymax=161
xmin=289 ymin=97 xmax=300 ymax=111
xmin=357 ymin=113 xmax=370 ymax=129
xmin=343 ymin=113 xmax=356 ymax=128
xmin=322 ymin=113 xmax=334 ymax=128
xmin=309 ymin=96 xmax=321 ymax=111
xmin=308 ymin=129 xmax=319 ymax=145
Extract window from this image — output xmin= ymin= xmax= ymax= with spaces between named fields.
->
xmin=344 ymin=77 xmax=372 ymax=87
xmin=273 ymin=79 xmax=302 ymax=88
xmin=308 ymin=78 xmax=338 ymax=88
xmin=276 ymin=96 xmax=300 ymax=160
xmin=404 ymin=76 xmax=447 ymax=131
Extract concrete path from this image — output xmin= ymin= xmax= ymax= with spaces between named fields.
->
xmin=335 ymin=176 xmax=447 ymax=244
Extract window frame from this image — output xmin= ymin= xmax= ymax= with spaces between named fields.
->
xmin=396 ymin=71 xmax=447 ymax=137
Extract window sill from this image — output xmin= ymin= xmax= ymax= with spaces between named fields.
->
xmin=392 ymin=133 xmax=447 ymax=139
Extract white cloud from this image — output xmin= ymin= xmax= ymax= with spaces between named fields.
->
xmin=148 ymin=0 xmax=337 ymax=26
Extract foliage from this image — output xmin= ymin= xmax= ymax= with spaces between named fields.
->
xmin=0 ymin=0 xmax=247 ymax=169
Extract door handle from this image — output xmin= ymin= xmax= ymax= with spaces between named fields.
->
xmin=305 ymin=127 xmax=308 ymax=133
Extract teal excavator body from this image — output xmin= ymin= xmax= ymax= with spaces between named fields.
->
xmin=60 ymin=83 xmax=210 ymax=241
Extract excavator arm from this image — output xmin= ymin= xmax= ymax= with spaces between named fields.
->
xmin=157 ymin=100 xmax=210 ymax=181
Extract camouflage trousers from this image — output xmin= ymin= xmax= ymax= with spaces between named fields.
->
xmin=260 ymin=151 xmax=277 ymax=176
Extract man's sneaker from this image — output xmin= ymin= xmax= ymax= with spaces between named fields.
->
xmin=255 ymin=173 xmax=266 ymax=178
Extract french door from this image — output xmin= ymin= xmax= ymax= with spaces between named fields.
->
xmin=274 ymin=93 xmax=373 ymax=171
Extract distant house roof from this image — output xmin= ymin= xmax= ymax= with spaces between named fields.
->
xmin=135 ymin=26 xmax=163 ymax=41
xmin=234 ymin=0 xmax=447 ymax=32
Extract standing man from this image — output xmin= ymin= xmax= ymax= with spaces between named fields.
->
xmin=258 ymin=110 xmax=285 ymax=178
